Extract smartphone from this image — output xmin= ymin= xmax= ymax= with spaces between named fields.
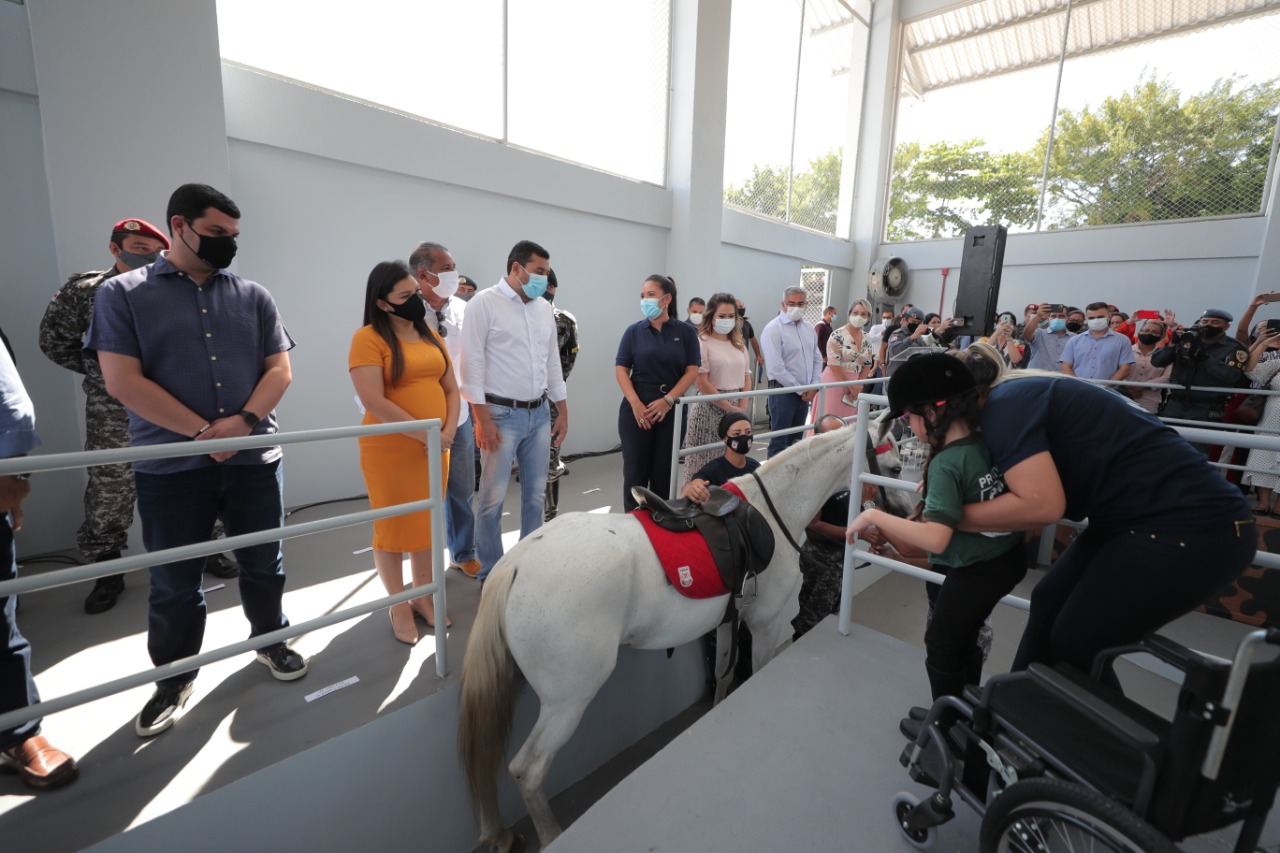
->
xmin=1266 ymin=319 xmax=1280 ymax=335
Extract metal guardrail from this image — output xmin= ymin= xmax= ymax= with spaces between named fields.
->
xmin=666 ymin=376 xmax=887 ymax=499
xmin=835 ymin=387 xmax=1280 ymax=637
xmin=0 ymin=419 xmax=447 ymax=735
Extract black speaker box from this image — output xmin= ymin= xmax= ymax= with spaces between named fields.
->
xmin=951 ymin=224 xmax=1007 ymax=338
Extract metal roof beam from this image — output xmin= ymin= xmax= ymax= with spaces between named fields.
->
xmin=906 ymin=0 xmax=1104 ymax=53
xmin=916 ymin=4 xmax=1274 ymax=94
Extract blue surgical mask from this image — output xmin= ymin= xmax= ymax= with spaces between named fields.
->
xmin=641 ymin=298 xmax=664 ymax=321
xmin=1048 ymin=318 xmax=1067 ymax=332
xmin=520 ymin=267 xmax=548 ymax=299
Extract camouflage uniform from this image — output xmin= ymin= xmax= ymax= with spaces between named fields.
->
xmin=545 ymin=306 xmax=579 ymax=521
xmin=39 ymin=269 xmax=135 ymax=559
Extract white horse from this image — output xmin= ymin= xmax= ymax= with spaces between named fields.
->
xmin=458 ymin=426 xmax=893 ymax=851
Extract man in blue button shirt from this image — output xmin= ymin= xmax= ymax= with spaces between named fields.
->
xmin=87 ymin=184 xmax=307 ymax=739
xmin=760 ymin=286 xmax=822 ymax=457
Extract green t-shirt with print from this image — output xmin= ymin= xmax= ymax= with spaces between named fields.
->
xmin=921 ymin=435 xmax=1021 ymax=568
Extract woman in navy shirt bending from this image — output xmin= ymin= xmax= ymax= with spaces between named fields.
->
xmin=615 ymin=275 xmax=701 ymax=511
xmin=954 ymin=343 xmax=1256 ymax=679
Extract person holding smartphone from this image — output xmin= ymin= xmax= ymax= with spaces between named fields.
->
xmin=1021 ymin=302 xmax=1073 ymax=371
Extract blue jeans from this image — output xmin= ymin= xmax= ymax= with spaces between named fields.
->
xmin=445 ymin=423 xmax=477 ymax=563
xmin=767 ymin=388 xmax=808 ymax=458
xmin=135 ymin=461 xmax=289 ymax=688
xmin=476 ymin=403 xmax=550 ymax=579
xmin=0 ymin=513 xmax=40 ymax=749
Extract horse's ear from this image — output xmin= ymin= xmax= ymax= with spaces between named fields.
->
xmin=871 ymin=409 xmax=894 ymax=445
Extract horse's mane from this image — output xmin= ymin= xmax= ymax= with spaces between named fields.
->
xmin=753 ymin=425 xmax=852 ymax=475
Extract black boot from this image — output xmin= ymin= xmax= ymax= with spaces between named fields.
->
xmin=84 ymin=551 xmax=124 ymax=614
xmin=544 ymin=477 xmax=560 ymax=523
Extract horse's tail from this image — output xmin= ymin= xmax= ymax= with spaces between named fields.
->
xmin=458 ymin=564 xmax=519 ymax=833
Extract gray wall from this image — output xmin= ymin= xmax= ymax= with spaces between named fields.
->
xmin=4 ymin=0 xmax=1279 ymax=556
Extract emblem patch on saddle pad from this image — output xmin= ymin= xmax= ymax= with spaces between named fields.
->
xmin=677 ymin=566 xmax=694 ymax=587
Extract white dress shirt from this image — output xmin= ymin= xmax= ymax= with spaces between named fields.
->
xmin=459 ymin=279 xmax=567 ymax=405
xmin=426 ymin=294 xmax=469 ymax=427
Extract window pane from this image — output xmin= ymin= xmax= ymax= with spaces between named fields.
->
xmin=887 ymin=7 xmax=1063 ymax=242
xmin=789 ymin=3 xmax=864 ymax=235
xmin=723 ymin=0 xmax=804 ymax=223
xmin=1044 ymin=3 xmax=1280 ymax=229
xmin=216 ymin=0 xmax=504 ymax=139
xmin=507 ymin=0 xmax=670 ymax=184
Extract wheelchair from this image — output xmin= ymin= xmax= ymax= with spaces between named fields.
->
xmin=891 ymin=628 xmax=1280 ymax=852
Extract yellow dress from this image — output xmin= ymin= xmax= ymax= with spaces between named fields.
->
xmin=348 ymin=325 xmax=450 ymax=553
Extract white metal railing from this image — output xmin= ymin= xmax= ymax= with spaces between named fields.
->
xmin=835 ymin=387 xmax=1280 ymax=637
xmin=0 ymin=419 xmax=446 ymax=735
xmin=667 ymin=376 xmax=887 ymax=499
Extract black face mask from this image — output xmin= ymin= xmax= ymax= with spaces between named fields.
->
xmin=905 ymin=321 xmax=920 ymax=333
xmin=726 ymin=434 xmax=752 ymax=454
xmin=736 ymin=307 xmax=745 ymax=317
xmin=182 ymin=221 xmax=238 ymax=270
xmin=542 ymin=290 xmax=555 ymax=304
xmin=1137 ymin=333 xmax=1162 ymax=345
xmin=388 ymin=292 xmax=427 ymax=323
xmin=1201 ymin=325 xmax=1224 ymax=340
xmin=1066 ymin=320 xmax=1084 ymax=333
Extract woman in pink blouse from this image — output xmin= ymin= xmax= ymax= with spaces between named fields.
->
xmin=683 ymin=292 xmax=753 ymax=482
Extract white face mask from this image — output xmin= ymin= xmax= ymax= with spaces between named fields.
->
xmin=849 ymin=315 xmax=868 ymax=329
xmin=689 ymin=312 xmax=704 ymax=325
xmin=785 ymin=306 xmax=804 ymax=322
xmin=713 ymin=317 xmax=736 ymax=335
xmin=1086 ymin=317 xmax=1110 ymax=332
xmin=431 ymin=270 xmax=460 ymax=300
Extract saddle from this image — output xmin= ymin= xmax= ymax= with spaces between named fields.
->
xmin=632 ymin=486 xmax=776 ymax=600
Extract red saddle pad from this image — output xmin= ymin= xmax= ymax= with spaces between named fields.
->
xmin=631 ymin=482 xmax=747 ymax=599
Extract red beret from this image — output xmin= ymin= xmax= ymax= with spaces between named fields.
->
xmin=112 ymin=218 xmax=169 ymax=249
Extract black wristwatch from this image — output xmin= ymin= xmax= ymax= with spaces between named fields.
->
xmin=239 ymin=410 xmax=261 ymax=428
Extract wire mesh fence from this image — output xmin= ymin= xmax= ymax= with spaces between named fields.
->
xmin=722 ymin=0 xmax=869 ymax=236
xmin=886 ymin=0 xmax=1280 ymax=242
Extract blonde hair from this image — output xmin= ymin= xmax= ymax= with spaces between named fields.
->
xmin=848 ymin=298 xmax=873 ymax=317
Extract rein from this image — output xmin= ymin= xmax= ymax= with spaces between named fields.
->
xmin=747 ymin=469 xmax=804 ymax=553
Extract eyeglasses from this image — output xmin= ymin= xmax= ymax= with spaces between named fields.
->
xmin=435 ymin=310 xmax=448 ymax=337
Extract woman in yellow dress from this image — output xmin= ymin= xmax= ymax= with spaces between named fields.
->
xmin=349 ymin=260 xmax=459 ymax=644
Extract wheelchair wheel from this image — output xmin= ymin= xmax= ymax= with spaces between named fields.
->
xmin=978 ymin=778 xmax=1177 ymax=853
xmin=891 ymin=791 xmax=938 ymax=850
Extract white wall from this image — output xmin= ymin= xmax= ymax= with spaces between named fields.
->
xmin=6 ymin=0 xmax=1279 ymax=556
xmin=879 ymin=216 xmax=1271 ymax=326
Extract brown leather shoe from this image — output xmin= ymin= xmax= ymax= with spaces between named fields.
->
xmin=1 ymin=735 xmax=79 ymax=790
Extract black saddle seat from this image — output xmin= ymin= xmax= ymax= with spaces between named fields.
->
xmin=632 ymin=485 xmax=776 ymax=600
xmin=632 ymin=486 xmax=740 ymax=527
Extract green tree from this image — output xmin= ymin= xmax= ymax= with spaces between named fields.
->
xmin=724 ymin=150 xmax=843 ymax=234
xmin=885 ymin=139 xmax=1040 ymax=241
xmin=1038 ymin=75 xmax=1280 ymax=228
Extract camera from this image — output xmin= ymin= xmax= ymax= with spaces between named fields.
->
xmin=1174 ymin=326 xmax=1204 ymax=360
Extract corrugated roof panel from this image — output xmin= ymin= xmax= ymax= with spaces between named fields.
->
xmin=903 ymin=0 xmax=1280 ymax=94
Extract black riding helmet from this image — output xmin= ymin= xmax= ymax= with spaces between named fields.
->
xmin=884 ymin=352 xmax=977 ymax=420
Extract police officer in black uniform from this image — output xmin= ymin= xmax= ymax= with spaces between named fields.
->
xmin=1151 ymin=307 xmax=1250 ymax=454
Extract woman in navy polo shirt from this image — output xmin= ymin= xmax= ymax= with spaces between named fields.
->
xmin=953 ymin=343 xmax=1256 ymax=679
xmin=615 ymin=275 xmax=701 ymax=511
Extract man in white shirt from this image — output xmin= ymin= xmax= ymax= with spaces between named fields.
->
xmin=760 ymin=286 xmax=823 ymax=457
xmin=408 ymin=241 xmax=481 ymax=578
xmin=459 ymin=240 xmax=569 ymax=580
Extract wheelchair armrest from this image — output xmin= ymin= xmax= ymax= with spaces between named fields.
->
xmin=1028 ymin=664 xmax=1163 ymax=754
xmin=1090 ymin=634 xmax=1226 ymax=682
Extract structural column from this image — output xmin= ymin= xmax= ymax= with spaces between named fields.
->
xmin=666 ymin=0 xmax=732 ymax=292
